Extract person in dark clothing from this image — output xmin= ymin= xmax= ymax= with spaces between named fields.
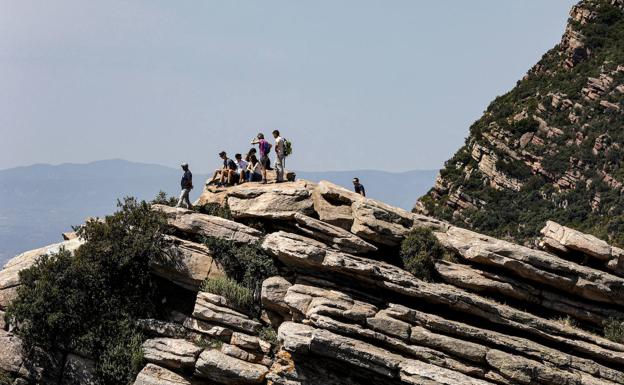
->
xmin=352 ymin=177 xmax=366 ymax=197
xmin=177 ymin=163 xmax=193 ymax=209
xmin=209 ymin=151 xmax=238 ymax=186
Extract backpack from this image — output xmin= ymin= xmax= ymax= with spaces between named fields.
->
xmin=283 ymin=138 xmax=293 ymax=157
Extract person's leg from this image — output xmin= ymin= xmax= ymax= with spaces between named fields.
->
xmin=176 ymin=189 xmax=186 ymax=207
xmin=276 ymin=156 xmax=284 ymax=182
xmin=183 ymin=188 xmax=192 ymax=209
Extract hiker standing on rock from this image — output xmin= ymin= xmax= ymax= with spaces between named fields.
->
xmin=177 ymin=163 xmax=193 ymax=209
xmin=353 ymin=177 xmax=366 ymax=197
xmin=273 ymin=129 xmax=286 ymax=183
xmin=251 ymin=133 xmax=272 ymax=184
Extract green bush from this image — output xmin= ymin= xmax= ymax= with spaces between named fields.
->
xmin=197 ymin=203 xmax=233 ymax=219
xmin=151 ymin=190 xmax=178 ymax=206
xmin=604 ymin=317 xmax=624 ymax=343
xmin=7 ymin=198 xmax=170 ymax=385
xmin=202 ymin=276 xmax=254 ymax=314
xmin=258 ymin=326 xmax=278 ymax=347
xmin=400 ymin=227 xmax=445 ymax=281
xmin=203 ymin=237 xmax=277 ymax=293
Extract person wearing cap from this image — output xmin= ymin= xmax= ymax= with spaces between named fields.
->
xmin=352 ymin=177 xmax=366 ymax=197
xmin=213 ymin=151 xmax=239 ymax=186
xmin=177 ymin=163 xmax=193 ymax=209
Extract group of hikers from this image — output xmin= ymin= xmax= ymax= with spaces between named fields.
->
xmin=175 ymin=130 xmax=366 ymax=209
xmin=209 ymin=130 xmax=290 ymax=187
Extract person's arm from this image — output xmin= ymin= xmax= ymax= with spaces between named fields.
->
xmin=251 ymin=138 xmax=259 ymax=145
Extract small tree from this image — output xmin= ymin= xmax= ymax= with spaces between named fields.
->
xmin=400 ymin=227 xmax=445 ymax=281
xmin=7 ymin=197 xmax=170 ymax=385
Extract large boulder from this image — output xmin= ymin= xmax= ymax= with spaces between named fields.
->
xmin=152 ymin=205 xmax=262 ymax=243
xmin=133 ymin=363 xmax=190 ymax=385
xmin=194 ymin=349 xmax=268 ymax=384
xmin=226 ymin=181 xmax=316 ymax=219
xmin=150 ymin=236 xmax=224 ymax=291
xmin=142 ymin=338 xmax=202 ymax=370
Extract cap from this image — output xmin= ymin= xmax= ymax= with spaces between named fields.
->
xmin=181 ymin=162 xmax=188 ymax=168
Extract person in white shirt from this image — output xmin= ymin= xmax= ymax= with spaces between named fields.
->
xmin=246 ymin=155 xmax=263 ymax=182
xmin=234 ymin=153 xmax=248 ymax=184
xmin=272 ymin=129 xmax=286 ymax=182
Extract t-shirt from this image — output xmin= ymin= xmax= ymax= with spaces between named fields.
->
xmin=236 ymin=159 xmax=248 ymax=171
xmin=275 ymin=136 xmax=285 ymax=157
xmin=258 ymin=139 xmax=270 ymax=158
xmin=181 ymin=170 xmax=192 ymax=189
xmin=223 ymin=158 xmax=237 ymax=170
xmin=248 ymin=162 xmax=262 ymax=174
xmin=354 ymin=184 xmax=365 ymax=196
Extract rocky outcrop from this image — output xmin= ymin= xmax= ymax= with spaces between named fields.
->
xmin=4 ymin=173 xmax=624 ymax=385
xmin=540 ymin=220 xmax=624 ymax=273
xmin=152 ymin=204 xmax=262 ymax=243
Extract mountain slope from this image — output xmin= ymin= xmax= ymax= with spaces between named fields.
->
xmin=417 ymin=0 xmax=624 ymax=246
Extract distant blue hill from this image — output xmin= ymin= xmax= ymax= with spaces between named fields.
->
xmin=0 ymin=160 xmax=436 ymax=264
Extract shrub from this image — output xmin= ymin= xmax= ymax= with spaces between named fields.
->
xmin=604 ymin=317 xmax=624 ymax=343
xmin=151 ymin=191 xmax=178 ymax=206
xmin=202 ymin=276 xmax=254 ymax=314
xmin=197 ymin=203 xmax=233 ymax=219
xmin=0 ymin=370 xmax=13 ymax=385
xmin=400 ymin=227 xmax=446 ymax=281
xmin=203 ymin=237 xmax=277 ymax=293
xmin=7 ymin=198 xmax=170 ymax=385
xmin=258 ymin=326 xmax=278 ymax=348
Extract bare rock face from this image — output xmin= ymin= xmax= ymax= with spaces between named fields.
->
xmin=540 ymin=220 xmax=624 ymax=273
xmin=152 ymin=204 xmax=262 ymax=243
xmin=193 ymin=292 xmax=261 ymax=333
xmin=133 ymin=363 xmax=191 ymax=385
xmin=292 ymin=213 xmax=377 ymax=254
xmin=226 ymin=181 xmax=316 ymax=219
xmin=142 ymin=338 xmax=203 ymax=370
xmin=194 ymin=349 xmax=268 ymax=384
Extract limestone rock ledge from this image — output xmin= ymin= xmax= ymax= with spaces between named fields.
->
xmin=1 ymin=179 xmax=624 ymax=385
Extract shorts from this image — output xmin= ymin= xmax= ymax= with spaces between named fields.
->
xmin=260 ymin=156 xmax=270 ymax=169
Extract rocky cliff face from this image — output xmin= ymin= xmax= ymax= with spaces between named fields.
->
xmin=417 ymin=0 xmax=624 ymax=246
xmin=1 ymin=178 xmax=624 ymax=385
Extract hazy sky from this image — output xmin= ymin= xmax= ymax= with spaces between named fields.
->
xmin=1 ymin=0 xmax=577 ymax=173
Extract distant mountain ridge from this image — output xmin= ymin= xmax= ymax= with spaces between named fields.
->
xmin=0 ymin=159 xmax=435 ymax=264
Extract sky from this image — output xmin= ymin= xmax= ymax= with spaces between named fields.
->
xmin=0 ymin=0 xmax=577 ymax=173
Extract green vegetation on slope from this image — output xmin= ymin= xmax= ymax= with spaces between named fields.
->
xmin=420 ymin=0 xmax=624 ymax=245
xmin=7 ymin=198 xmax=171 ymax=385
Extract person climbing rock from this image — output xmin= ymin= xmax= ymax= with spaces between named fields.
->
xmin=273 ymin=129 xmax=286 ymax=183
xmin=176 ymin=163 xmax=193 ymax=209
xmin=353 ymin=177 xmax=366 ymax=197
xmin=251 ymin=133 xmax=272 ymax=184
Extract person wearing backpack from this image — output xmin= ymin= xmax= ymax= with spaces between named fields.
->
xmin=273 ymin=129 xmax=287 ymax=183
xmin=176 ymin=163 xmax=193 ymax=209
xmin=251 ymin=133 xmax=272 ymax=184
